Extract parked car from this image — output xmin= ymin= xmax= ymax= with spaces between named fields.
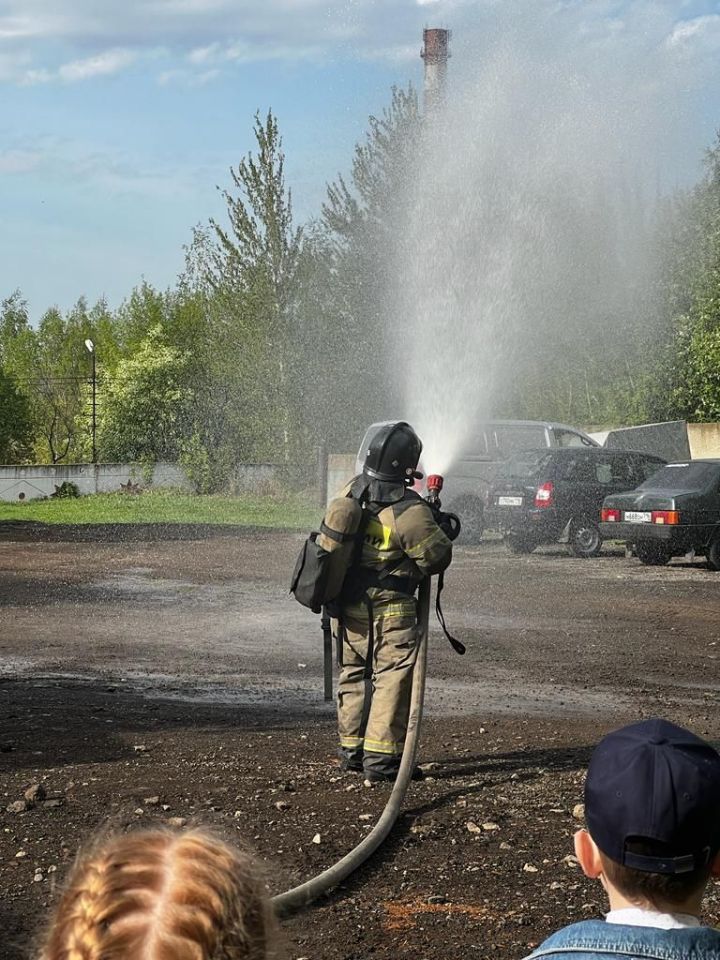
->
xmin=600 ymin=459 xmax=720 ymax=569
xmin=486 ymin=447 xmax=666 ymax=557
xmin=357 ymin=420 xmax=599 ymax=543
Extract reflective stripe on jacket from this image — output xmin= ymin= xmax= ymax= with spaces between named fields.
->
xmin=339 ymin=481 xmax=452 ymax=622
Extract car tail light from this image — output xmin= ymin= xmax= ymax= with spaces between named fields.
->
xmin=534 ymin=482 xmax=554 ymax=508
xmin=602 ymin=508 xmax=621 ymax=522
xmin=651 ymin=510 xmax=680 ymax=525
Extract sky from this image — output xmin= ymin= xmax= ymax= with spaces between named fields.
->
xmin=2 ymin=0 xmax=720 ymax=319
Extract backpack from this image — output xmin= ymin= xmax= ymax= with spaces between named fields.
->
xmin=290 ymin=494 xmax=370 ymax=614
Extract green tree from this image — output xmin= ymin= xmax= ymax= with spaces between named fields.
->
xmin=0 ymin=293 xmax=121 ymax=463
xmin=97 ymin=327 xmax=192 ymax=463
xmin=0 ymin=366 xmax=33 ymax=463
xmin=320 ymin=85 xmax=422 ymax=441
xmin=203 ymin=110 xmax=304 ymax=462
xmin=654 ymin=134 xmax=720 ymax=422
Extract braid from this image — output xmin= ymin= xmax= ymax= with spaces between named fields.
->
xmin=39 ymin=828 xmax=273 ymax=960
xmin=41 ymin=852 xmax=113 ymax=960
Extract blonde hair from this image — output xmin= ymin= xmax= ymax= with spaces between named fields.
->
xmin=39 ymin=827 xmax=272 ymax=960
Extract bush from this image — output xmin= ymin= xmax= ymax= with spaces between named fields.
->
xmin=51 ymin=481 xmax=81 ymax=499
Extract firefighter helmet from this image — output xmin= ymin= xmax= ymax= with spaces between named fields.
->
xmin=362 ymin=421 xmax=423 ymax=484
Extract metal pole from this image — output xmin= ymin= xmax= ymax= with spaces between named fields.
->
xmin=91 ymin=350 xmax=97 ymax=465
xmin=317 ymin=441 xmax=328 ymax=507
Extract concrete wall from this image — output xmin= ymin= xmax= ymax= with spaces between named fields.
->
xmin=326 ymin=454 xmax=356 ymax=503
xmin=687 ymin=422 xmax=720 ymax=459
xmin=0 ymin=462 xmax=279 ymax=502
xmin=230 ymin=463 xmax=278 ymax=493
xmin=601 ymin=422 xmax=720 ymax=462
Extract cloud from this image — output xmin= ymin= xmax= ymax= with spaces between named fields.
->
xmin=0 ymin=0 xmax=420 ymax=83
xmin=666 ymin=14 xmax=720 ymax=50
xmin=2 ymin=0 xmax=720 ymax=88
xmin=20 ymin=47 xmax=139 ymax=84
xmin=187 ymin=43 xmax=220 ymax=66
xmin=0 ymin=148 xmax=42 ymax=173
xmin=1 ymin=134 xmax=207 ymax=201
xmin=58 ymin=47 xmax=138 ymax=81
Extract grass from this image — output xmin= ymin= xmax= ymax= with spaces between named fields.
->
xmin=0 ymin=489 xmax=321 ymax=529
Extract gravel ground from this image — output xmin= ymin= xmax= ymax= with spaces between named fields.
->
xmin=1 ymin=526 xmax=719 ymax=959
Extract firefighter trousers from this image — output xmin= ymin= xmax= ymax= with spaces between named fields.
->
xmin=336 ymin=608 xmax=419 ymax=777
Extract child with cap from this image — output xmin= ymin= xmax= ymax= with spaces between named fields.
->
xmin=524 ymin=718 xmax=720 ymax=959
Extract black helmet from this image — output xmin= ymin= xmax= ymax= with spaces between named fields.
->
xmin=363 ymin=421 xmax=423 ymax=484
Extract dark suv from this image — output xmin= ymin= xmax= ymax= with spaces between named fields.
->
xmin=486 ymin=448 xmax=666 ymax=557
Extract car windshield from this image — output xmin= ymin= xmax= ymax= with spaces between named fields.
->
xmin=639 ymin=462 xmax=718 ymax=490
xmin=495 ymin=450 xmax=553 ymax=480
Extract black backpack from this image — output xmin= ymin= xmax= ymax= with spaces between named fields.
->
xmin=290 ymin=494 xmax=372 ymax=614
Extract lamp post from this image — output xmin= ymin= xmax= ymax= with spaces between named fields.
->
xmin=84 ymin=339 xmax=96 ymax=465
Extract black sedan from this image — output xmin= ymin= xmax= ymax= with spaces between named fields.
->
xmin=600 ymin=459 xmax=720 ymax=569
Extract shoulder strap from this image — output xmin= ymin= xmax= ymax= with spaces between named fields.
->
xmin=319 ymin=521 xmax=356 ymax=544
xmin=436 ymin=572 xmax=466 ymax=655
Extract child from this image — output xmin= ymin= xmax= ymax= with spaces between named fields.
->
xmin=525 ymin=718 xmax=720 ymax=959
xmin=38 ymin=826 xmax=273 ymax=960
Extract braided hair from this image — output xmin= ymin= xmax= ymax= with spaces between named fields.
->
xmin=39 ymin=828 xmax=272 ymax=960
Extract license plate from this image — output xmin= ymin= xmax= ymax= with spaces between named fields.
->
xmin=624 ymin=511 xmax=651 ymax=523
xmin=498 ymin=496 xmax=523 ymax=506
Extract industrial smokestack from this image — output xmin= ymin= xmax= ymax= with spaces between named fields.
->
xmin=421 ymin=27 xmax=451 ymax=114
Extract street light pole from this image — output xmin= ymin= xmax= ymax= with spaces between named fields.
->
xmin=84 ymin=339 xmax=96 ymax=465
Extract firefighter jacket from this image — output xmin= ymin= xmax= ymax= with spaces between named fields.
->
xmin=338 ymin=481 xmax=453 ymax=624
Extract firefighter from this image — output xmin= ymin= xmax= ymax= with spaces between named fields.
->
xmin=335 ymin=421 xmax=453 ymax=782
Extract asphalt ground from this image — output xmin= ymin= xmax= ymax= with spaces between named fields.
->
xmin=1 ymin=528 xmax=719 ymax=959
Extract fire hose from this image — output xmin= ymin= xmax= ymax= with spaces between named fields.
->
xmin=272 ymin=575 xmax=431 ymax=917
xmin=273 ymin=474 xmax=460 ymax=917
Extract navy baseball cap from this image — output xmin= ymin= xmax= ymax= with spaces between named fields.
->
xmin=585 ymin=719 xmax=720 ymax=875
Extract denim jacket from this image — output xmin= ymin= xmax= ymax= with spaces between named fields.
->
xmin=523 ymin=919 xmax=720 ymax=960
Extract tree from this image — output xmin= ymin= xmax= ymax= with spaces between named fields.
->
xmin=97 ymin=327 xmax=192 ymax=463
xmin=653 ymin=134 xmax=720 ymax=422
xmin=0 ymin=294 xmax=121 ymax=463
xmin=203 ymin=110 xmax=304 ymax=462
xmin=0 ymin=366 xmax=32 ymax=463
xmin=320 ymin=85 xmax=422 ymax=441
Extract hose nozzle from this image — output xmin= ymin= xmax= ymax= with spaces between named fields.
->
xmin=426 ymin=474 xmax=444 ymax=507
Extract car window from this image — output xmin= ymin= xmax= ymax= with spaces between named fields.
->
xmin=559 ymin=455 xmax=631 ymax=483
xmin=559 ymin=455 xmax=594 ymax=482
xmin=495 ymin=450 xmax=553 ymax=479
xmin=639 ymin=462 xmax=718 ymax=490
xmin=461 ymin=433 xmax=490 ymax=457
xmin=553 ymin=428 xmax=589 ymax=448
xmin=636 ymin=457 xmax=666 ymax=483
xmin=595 ymin=461 xmax=614 ymax=484
xmin=490 ymin=425 xmax=547 ymax=456
xmin=608 ymin=456 xmax=636 ymax=485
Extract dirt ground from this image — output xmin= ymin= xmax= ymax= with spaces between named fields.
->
xmin=2 ymin=525 xmax=720 ymax=960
